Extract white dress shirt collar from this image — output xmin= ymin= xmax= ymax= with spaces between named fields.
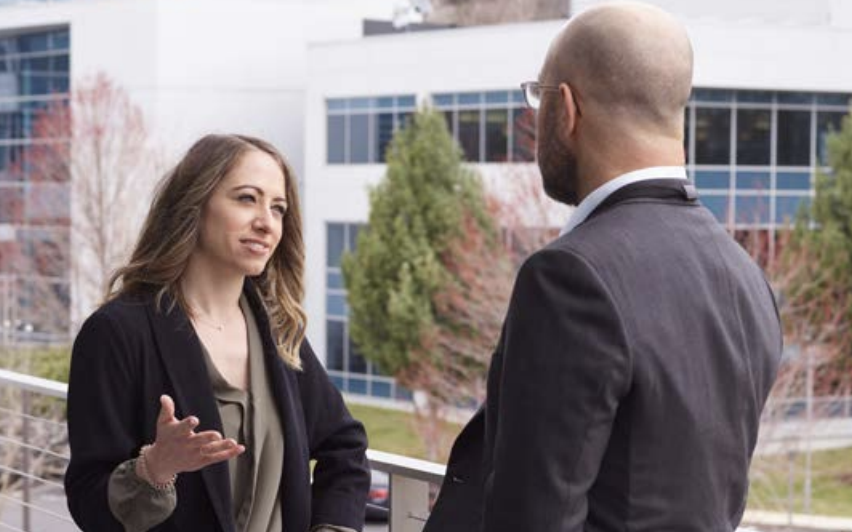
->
xmin=559 ymin=166 xmax=688 ymax=236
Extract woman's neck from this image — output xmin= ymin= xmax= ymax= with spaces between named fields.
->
xmin=180 ymin=255 xmax=245 ymax=321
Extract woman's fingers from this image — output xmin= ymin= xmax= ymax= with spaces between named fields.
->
xmin=199 ymin=439 xmax=245 ymax=465
xmin=157 ymin=395 xmax=176 ymax=424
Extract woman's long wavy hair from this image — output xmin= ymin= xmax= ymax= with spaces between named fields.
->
xmin=106 ymin=134 xmax=306 ymax=369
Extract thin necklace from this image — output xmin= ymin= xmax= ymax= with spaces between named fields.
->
xmin=192 ymin=314 xmax=224 ymax=332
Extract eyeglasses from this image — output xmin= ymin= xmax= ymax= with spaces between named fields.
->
xmin=520 ymin=81 xmax=561 ymax=110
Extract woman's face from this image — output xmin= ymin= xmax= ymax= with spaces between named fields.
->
xmin=195 ymin=149 xmax=288 ymax=278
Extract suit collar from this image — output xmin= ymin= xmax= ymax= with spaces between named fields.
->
xmin=560 ymin=166 xmax=688 ymax=236
xmin=588 ymin=178 xmax=698 ymax=223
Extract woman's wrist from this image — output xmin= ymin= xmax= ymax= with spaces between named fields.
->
xmin=136 ymin=444 xmax=177 ymax=491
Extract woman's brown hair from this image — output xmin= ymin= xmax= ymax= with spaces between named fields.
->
xmin=106 ymin=134 xmax=306 ymax=369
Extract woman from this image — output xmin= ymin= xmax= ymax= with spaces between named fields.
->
xmin=65 ymin=134 xmax=369 ymax=532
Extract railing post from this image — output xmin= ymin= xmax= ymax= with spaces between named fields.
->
xmin=389 ymin=474 xmax=430 ymax=532
xmin=22 ymin=388 xmax=32 ymax=532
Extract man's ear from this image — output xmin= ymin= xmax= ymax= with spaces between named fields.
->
xmin=559 ymin=82 xmax=580 ymax=136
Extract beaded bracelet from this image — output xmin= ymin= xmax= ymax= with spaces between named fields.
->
xmin=137 ymin=444 xmax=177 ymax=492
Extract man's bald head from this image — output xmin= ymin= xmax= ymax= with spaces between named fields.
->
xmin=543 ymin=2 xmax=693 ymax=137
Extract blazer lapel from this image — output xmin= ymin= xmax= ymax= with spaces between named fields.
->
xmin=243 ymin=284 xmax=311 ymax=532
xmin=145 ymin=296 xmax=236 ymax=532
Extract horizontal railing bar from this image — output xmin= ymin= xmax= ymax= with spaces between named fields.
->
xmin=0 ymin=493 xmax=75 ymax=523
xmin=0 ymin=369 xmax=68 ymax=399
xmin=0 ymin=464 xmax=65 ymax=489
xmin=0 ymin=435 xmax=70 ymax=460
xmin=367 ymin=448 xmax=446 ymax=484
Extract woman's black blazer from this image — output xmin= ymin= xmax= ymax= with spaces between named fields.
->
xmin=64 ymin=285 xmax=370 ymax=532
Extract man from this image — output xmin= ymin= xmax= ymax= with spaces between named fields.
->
xmin=423 ymin=3 xmax=782 ymax=531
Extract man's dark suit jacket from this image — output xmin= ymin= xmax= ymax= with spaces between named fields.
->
xmin=65 ymin=284 xmax=370 ymax=532
xmin=424 ymin=179 xmax=782 ymax=532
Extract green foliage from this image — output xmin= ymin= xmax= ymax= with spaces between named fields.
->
xmin=0 ymin=345 xmax=71 ymax=383
xmin=789 ymin=110 xmax=852 ymax=379
xmin=347 ymin=403 xmax=462 ymax=461
xmin=342 ymin=108 xmax=491 ymax=378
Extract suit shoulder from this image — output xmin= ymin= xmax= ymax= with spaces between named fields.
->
xmin=78 ymin=294 xmax=151 ymax=339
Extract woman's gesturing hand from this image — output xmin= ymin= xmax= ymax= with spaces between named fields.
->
xmin=138 ymin=395 xmax=245 ymax=485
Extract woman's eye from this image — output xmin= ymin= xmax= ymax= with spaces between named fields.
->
xmin=273 ymin=205 xmax=287 ymax=216
xmin=238 ymin=194 xmax=256 ymax=203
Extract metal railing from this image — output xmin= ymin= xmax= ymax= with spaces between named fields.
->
xmin=0 ymin=368 xmax=444 ymax=532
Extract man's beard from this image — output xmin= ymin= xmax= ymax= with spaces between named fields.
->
xmin=537 ymin=116 xmax=579 ymax=206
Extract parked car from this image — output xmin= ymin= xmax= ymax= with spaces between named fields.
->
xmin=365 ymin=470 xmax=389 ymax=522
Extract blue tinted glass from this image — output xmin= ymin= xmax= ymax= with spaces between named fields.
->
xmin=349 ymin=97 xmax=373 ymax=110
xmin=326 ymin=294 xmax=348 ymax=317
xmin=348 ymin=377 xmax=367 ymax=395
xmin=327 ymin=271 xmax=343 ymax=289
xmin=778 ymin=92 xmax=814 ymax=104
xmin=701 ymin=195 xmax=730 ymax=224
xmin=51 ymin=55 xmax=69 ymax=72
xmin=692 ymin=88 xmax=733 ymax=102
xmin=775 ymin=195 xmax=810 ymax=224
xmin=348 ymin=223 xmax=361 ymax=252
xmin=695 ymin=170 xmax=730 ymax=190
xmin=51 ymin=30 xmax=70 ymax=50
xmin=511 ymin=90 xmax=525 ymax=104
xmin=326 ymin=320 xmax=345 ymax=370
xmin=329 ymin=374 xmax=345 ymax=390
xmin=327 ymin=223 xmax=345 ymax=267
xmin=327 ymin=99 xmax=347 ymax=111
xmin=695 ymin=108 xmax=731 ymax=164
xmin=816 ymin=93 xmax=851 ymax=106
xmin=376 ymin=112 xmax=394 ymax=162
xmin=377 ymin=96 xmax=394 ymax=110
xmin=371 ymin=381 xmax=392 ymax=398
xmin=17 ymin=33 xmax=49 ymax=53
xmin=736 ymin=171 xmax=771 ymax=191
xmin=349 ymin=114 xmax=370 ymax=163
xmin=396 ymin=95 xmax=416 ymax=108
xmin=735 ymin=195 xmax=771 ymax=225
xmin=778 ymin=92 xmax=813 ymax=105
xmin=776 ymin=172 xmax=811 ymax=190
xmin=484 ymin=91 xmax=509 ymax=104
xmin=458 ymin=92 xmax=481 ymax=106
xmin=432 ymin=94 xmax=453 ymax=107
xmin=737 ymin=91 xmax=774 ymax=103
xmin=327 ymin=115 xmax=345 ymax=163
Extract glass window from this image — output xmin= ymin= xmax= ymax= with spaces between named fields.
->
xmin=327 ymin=271 xmax=343 ymax=290
xmin=737 ymin=91 xmax=774 ymax=104
xmin=692 ymin=89 xmax=733 ymax=102
xmin=396 ymin=95 xmax=416 ymax=108
xmin=817 ymin=112 xmax=847 ymax=166
xmin=18 ymin=227 xmax=69 ymax=276
xmin=778 ymin=92 xmax=812 ymax=105
xmin=327 ymin=223 xmax=344 ymax=267
xmin=458 ymin=93 xmax=481 ymax=106
xmin=372 ymin=381 xmax=392 ymax=398
xmin=26 ymin=182 xmax=70 ymax=223
xmin=701 ymin=195 xmax=730 ymax=224
xmin=775 ymin=196 xmax=810 ymax=224
xmin=776 ymin=171 xmax=811 ymax=190
xmin=816 ymin=93 xmax=851 ymax=106
xmin=17 ymin=33 xmax=50 ymax=53
xmin=485 ymin=109 xmax=508 ymax=162
xmin=736 ymin=109 xmax=771 ymax=165
xmin=376 ymin=112 xmax=394 ymax=162
xmin=695 ymin=108 xmax=731 ymax=164
xmin=327 ymin=115 xmax=345 ymax=163
xmin=776 ymin=110 xmax=811 ymax=166
xmin=736 ymin=171 xmax=770 ymax=191
xmin=433 ymin=94 xmax=453 ymax=107
xmin=348 ymin=339 xmax=368 ymax=374
xmin=0 ymin=186 xmax=24 ymax=223
xmin=326 ymin=320 xmax=344 ymax=371
xmin=327 ymin=99 xmax=347 ymax=111
xmin=347 ymin=223 xmax=361 ymax=252
xmin=458 ymin=109 xmax=481 ymax=162
xmin=485 ymin=91 xmax=509 ymax=104
xmin=442 ymin=111 xmax=455 ymax=138
xmin=349 ymin=114 xmax=370 ymax=163
xmin=694 ymin=170 xmax=729 ymax=190
xmin=326 ymin=293 xmax=348 ymax=317
xmin=684 ymin=108 xmax=690 ymax=164
xmin=348 ymin=376 xmax=367 ymax=395
xmin=511 ymin=108 xmax=535 ymax=162
xmin=376 ymin=96 xmax=394 ymax=110
xmin=735 ymin=195 xmax=771 ymax=225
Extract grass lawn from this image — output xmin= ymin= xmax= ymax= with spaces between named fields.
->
xmin=749 ymin=446 xmax=852 ymax=517
xmin=347 ymin=403 xmax=464 ymax=462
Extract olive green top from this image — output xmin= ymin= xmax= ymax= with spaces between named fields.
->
xmin=107 ymin=297 xmax=356 ymax=532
